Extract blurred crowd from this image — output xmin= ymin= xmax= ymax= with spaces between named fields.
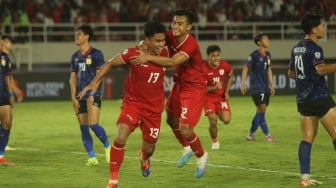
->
xmin=1 ymin=0 xmax=336 ymax=27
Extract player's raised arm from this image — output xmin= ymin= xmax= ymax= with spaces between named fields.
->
xmin=77 ymin=54 xmax=124 ymax=99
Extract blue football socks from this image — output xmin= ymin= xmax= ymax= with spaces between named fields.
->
xmin=80 ymin=125 xmax=95 ymax=158
xmin=258 ymin=112 xmax=270 ymax=136
xmin=249 ymin=113 xmax=259 ymax=134
xmin=0 ymin=129 xmax=10 ymax=156
xmin=298 ymin=140 xmax=312 ymax=174
xmin=91 ymin=124 xmax=110 ymax=148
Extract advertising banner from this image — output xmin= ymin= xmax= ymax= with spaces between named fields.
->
xmin=12 ymin=67 xmax=334 ymax=101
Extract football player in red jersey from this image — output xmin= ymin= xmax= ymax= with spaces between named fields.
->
xmin=203 ymin=45 xmax=234 ymax=150
xmin=131 ymin=9 xmax=209 ymax=178
xmin=79 ymin=20 xmax=168 ymax=188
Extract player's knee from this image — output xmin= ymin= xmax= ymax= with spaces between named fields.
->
xmin=209 ymin=119 xmax=217 ymax=126
xmin=223 ymin=120 xmax=231 ymax=124
xmin=219 ymin=117 xmax=230 ymax=125
xmin=142 ymin=143 xmax=155 ymax=154
xmin=180 ymin=125 xmax=193 ymax=137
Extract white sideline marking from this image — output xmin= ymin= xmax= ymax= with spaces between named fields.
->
xmin=9 ymin=147 xmax=336 ymax=180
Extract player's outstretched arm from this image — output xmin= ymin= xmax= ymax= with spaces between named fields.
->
xmin=77 ymin=54 xmax=124 ymax=99
xmin=130 ymin=51 xmax=188 ymax=67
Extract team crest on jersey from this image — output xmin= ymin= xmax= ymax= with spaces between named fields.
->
xmin=1 ymin=56 xmax=6 ymax=66
xmin=219 ymin=69 xmax=225 ymax=75
xmin=122 ymin=49 xmax=128 ymax=55
xmin=314 ymin=52 xmax=321 ymax=59
xmin=86 ymin=56 xmax=92 ymax=65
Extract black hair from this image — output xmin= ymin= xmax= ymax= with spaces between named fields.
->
xmin=77 ymin=24 xmax=94 ymax=41
xmin=173 ymin=9 xmax=194 ymax=24
xmin=144 ymin=20 xmax=166 ymax=38
xmin=301 ymin=14 xmax=324 ymax=35
xmin=1 ymin=35 xmax=14 ymax=43
xmin=206 ymin=45 xmax=221 ymax=55
xmin=254 ymin=32 xmax=267 ymax=45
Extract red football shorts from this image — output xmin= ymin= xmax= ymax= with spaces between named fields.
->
xmin=204 ymin=97 xmax=231 ymax=115
xmin=117 ymin=101 xmax=161 ymax=144
xmin=166 ymin=83 xmax=206 ymax=127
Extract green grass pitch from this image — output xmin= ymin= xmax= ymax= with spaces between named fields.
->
xmin=2 ymin=96 xmax=336 ymax=188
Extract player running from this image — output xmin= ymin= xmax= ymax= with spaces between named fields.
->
xmin=203 ymin=45 xmax=234 ymax=150
xmin=78 ymin=20 xmax=168 ymax=188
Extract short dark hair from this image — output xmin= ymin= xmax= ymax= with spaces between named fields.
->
xmin=173 ymin=9 xmax=194 ymax=24
xmin=144 ymin=20 xmax=166 ymax=38
xmin=1 ymin=35 xmax=14 ymax=43
xmin=301 ymin=14 xmax=324 ymax=35
xmin=254 ymin=32 xmax=267 ymax=45
xmin=77 ymin=25 xmax=94 ymax=41
xmin=206 ymin=45 xmax=221 ymax=55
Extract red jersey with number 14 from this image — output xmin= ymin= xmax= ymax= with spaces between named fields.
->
xmin=120 ymin=46 xmax=168 ymax=113
xmin=203 ymin=60 xmax=233 ymax=99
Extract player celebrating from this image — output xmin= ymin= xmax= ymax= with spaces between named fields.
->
xmin=131 ymin=9 xmax=209 ymax=178
xmin=203 ymin=45 xmax=234 ymax=150
xmin=241 ymin=33 xmax=275 ymax=142
xmin=78 ymin=20 xmax=168 ymax=188
xmin=288 ymin=14 xmax=336 ymax=186
xmin=69 ymin=25 xmax=110 ymax=166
